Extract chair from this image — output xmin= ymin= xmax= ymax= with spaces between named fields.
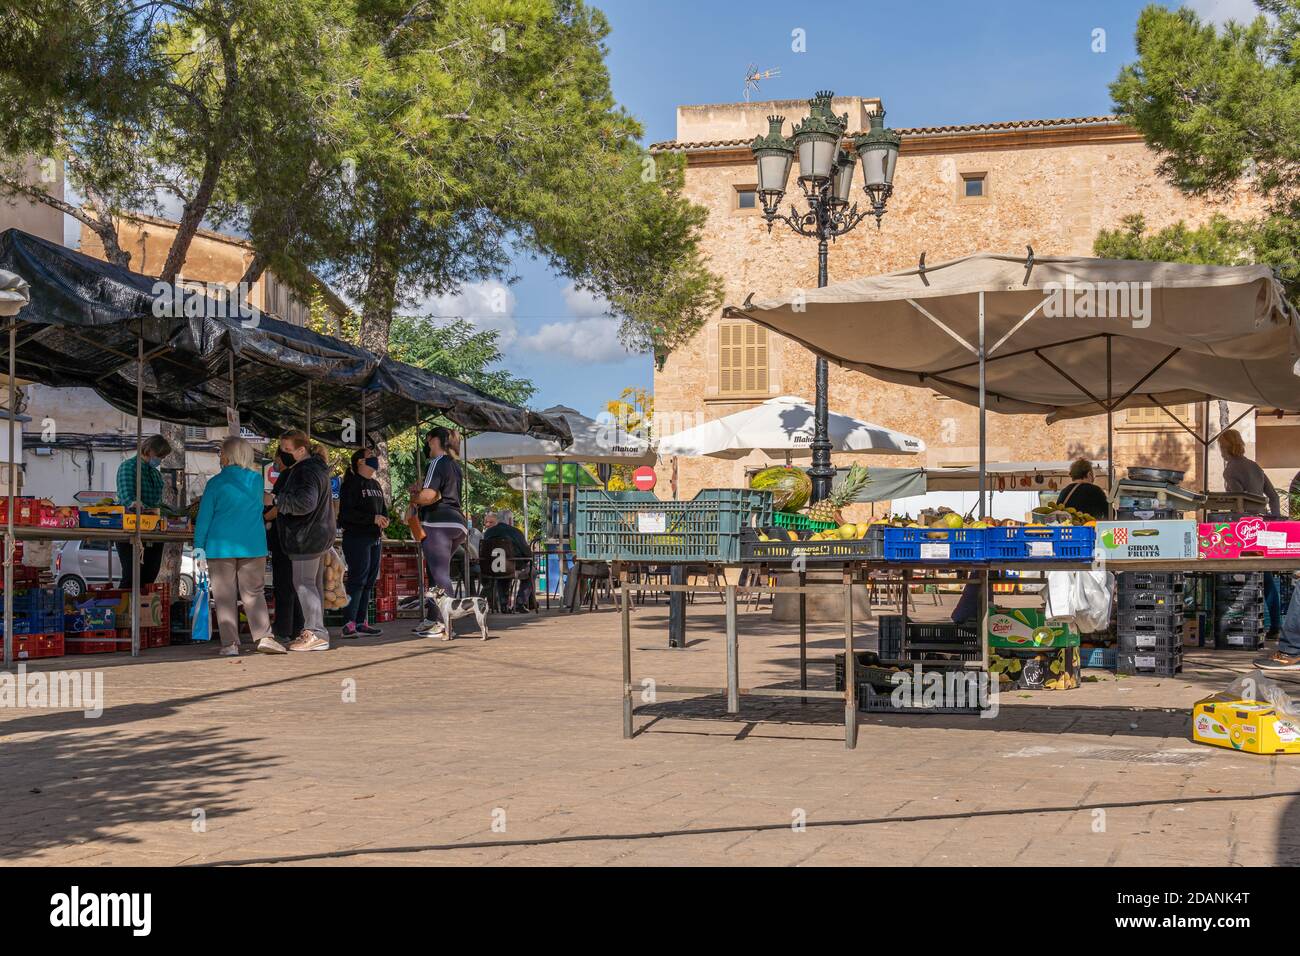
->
xmin=566 ymin=560 xmax=614 ymax=612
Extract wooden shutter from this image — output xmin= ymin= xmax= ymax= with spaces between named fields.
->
xmin=719 ymin=322 xmax=768 ymax=396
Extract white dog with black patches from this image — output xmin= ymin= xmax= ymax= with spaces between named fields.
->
xmin=428 ymin=587 xmax=489 ymax=641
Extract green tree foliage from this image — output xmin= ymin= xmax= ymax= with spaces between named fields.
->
xmin=1107 ymin=2 xmax=1300 ymax=300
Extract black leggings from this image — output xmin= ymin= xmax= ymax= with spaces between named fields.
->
xmin=421 ymin=526 xmax=466 ymax=598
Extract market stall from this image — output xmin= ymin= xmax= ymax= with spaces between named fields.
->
xmin=592 ymin=251 xmax=1300 ymax=749
xmin=0 ymin=228 xmax=570 ymax=667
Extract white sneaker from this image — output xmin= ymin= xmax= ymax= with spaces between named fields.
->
xmin=218 ymin=644 xmax=240 ymax=657
xmin=414 ymin=619 xmax=444 ymax=637
xmin=288 ymin=631 xmax=330 ymax=652
xmin=255 ymin=636 xmax=288 ymax=655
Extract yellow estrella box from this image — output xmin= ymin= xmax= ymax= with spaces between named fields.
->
xmin=1191 ymin=693 xmax=1300 ymax=755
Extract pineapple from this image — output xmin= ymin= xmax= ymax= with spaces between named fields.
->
xmin=804 ymin=463 xmax=871 ymax=525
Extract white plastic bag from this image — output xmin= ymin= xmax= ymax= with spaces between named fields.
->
xmin=1225 ymin=671 xmax=1300 ymax=717
xmin=1045 ymin=569 xmax=1114 ymax=634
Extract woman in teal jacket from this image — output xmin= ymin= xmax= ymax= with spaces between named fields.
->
xmin=193 ymin=437 xmax=284 ymax=656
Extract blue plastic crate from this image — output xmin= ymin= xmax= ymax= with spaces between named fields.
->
xmin=2 ymin=587 xmax=65 ymax=635
xmin=575 ymin=488 xmax=773 ymax=563
xmin=1079 ymin=645 xmax=1116 ymax=669
xmin=984 ymin=525 xmax=1095 ymax=561
xmin=882 ymin=527 xmax=986 ymax=563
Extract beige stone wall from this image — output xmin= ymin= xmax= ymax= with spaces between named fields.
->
xmin=654 ymin=114 xmax=1271 ymax=503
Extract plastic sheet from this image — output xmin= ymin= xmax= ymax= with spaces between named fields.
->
xmin=0 ymin=228 xmax=570 ymax=444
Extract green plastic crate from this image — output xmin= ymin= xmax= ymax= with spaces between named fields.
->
xmin=575 ymin=488 xmax=773 ymax=563
xmin=771 ymin=511 xmax=837 ymax=532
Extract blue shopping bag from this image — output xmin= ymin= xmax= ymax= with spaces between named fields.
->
xmin=190 ymin=568 xmax=211 ymax=642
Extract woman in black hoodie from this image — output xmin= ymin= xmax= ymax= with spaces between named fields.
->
xmin=338 ymin=447 xmax=389 ymax=638
xmin=273 ymin=429 xmax=336 ymax=652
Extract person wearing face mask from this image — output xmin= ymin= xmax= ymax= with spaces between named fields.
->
xmin=265 ymin=443 xmax=305 ymax=645
xmin=115 ymin=434 xmax=172 ymax=589
xmin=272 ymin=429 xmax=336 ymax=651
xmin=338 ymin=446 xmax=389 ymax=638
xmin=409 ymin=426 xmax=465 ymax=637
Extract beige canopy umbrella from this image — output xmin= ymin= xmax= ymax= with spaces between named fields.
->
xmin=727 ymin=251 xmax=1300 ymax=502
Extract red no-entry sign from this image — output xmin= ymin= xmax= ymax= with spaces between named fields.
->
xmin=632 ymin=466 xmax=657 ymax=491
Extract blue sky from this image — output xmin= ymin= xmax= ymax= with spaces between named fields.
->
xmin=490 ymin=0 xmax=1257 ymax=417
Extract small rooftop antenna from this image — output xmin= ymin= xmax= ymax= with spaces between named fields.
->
xmin=744 ymin=64 xmax=781 ymax=102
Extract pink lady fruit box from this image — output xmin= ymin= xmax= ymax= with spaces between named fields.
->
xmin=1197 ymin=518 xmax=1300 ymax=560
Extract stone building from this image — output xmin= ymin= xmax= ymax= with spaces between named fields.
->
xmin=650 ymin=97 xmax=1299 ymax=508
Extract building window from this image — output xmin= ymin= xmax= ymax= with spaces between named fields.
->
xmin=718 ymin=322 xmax=769 ymax=395
xmin=184 ymin=425 xmax=206 ymax=441
xmin=1125 ymin=405 xmax=1190 ymax=425
xmin=733 ymin=185 xmax=759 ymax=215
xmin=959 ymin=172 xmax=988 ymax=201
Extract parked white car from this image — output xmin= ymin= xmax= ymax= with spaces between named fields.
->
xmin=52 ymin=541 xmax=196 ymax=599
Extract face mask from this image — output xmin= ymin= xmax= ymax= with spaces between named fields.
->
xmin=364 ymin=457 xmax=379 ymax=471
xmin=278 ymin=450 xmax=295 ymax=468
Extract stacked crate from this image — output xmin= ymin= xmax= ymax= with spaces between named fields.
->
xmin=1214 ymin=572 xmax=1267 ymax=651
xmin=374 ymin=572 xmax=398 ymax=622
xmin=1116 ymin=571 xmax=1185 ymax=676
xmin=2 ymin=586 xmax=66 ymax=659
xmin=86 ymin=582 xmax=171 ymax=650
xmin=380 ymin=552 xmax=421 ymax=600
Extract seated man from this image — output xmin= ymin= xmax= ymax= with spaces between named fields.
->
xmin=480 ymin=509 xmax=534 ymax=612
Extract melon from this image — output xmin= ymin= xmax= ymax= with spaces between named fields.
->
xmin=750 ymin=466 xmax=813 ymax=513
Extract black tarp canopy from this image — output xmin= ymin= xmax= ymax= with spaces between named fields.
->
xmin=0 ymin=228 xmax=569 ymax=444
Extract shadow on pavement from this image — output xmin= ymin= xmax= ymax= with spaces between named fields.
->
xmin=0 ymin=726 xmax=277 ymax=860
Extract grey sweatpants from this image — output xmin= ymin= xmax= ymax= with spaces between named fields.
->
xmin=208 ymin=556 xmax=272 ymax=649
xmin=290 ymin=554 xmax=328 ymax=642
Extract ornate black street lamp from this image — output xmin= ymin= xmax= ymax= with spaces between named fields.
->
xmin=751 ymin=91 xmax=899 ymax=502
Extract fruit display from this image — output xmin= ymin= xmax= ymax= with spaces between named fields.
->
xmin=321 ymin=548 xmax=350 ymax=610
xmin=749 ymin=466 xmax=813 ymax=513
xmin=804 ymin=463 xmax=871 ymax=525
xmin=1030 ymin=504 xmax=1095 ymax=526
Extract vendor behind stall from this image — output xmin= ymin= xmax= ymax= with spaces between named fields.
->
xmin=1219 ymin=428 xmax=1282 ymax=641
xmin=1053 ymin=458 xmax=1110 ymax=521
xmin=115 ymin=434 xmax=172 ymax=589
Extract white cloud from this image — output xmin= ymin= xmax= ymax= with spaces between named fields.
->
xmin=561 ymin=283 xmax=612 ymax=319
xmin=521 ymin=317 xmax=632 ymax=364
xmin=418 ymin=279 xmax=519 ymax=347
xmin=1184 ymin=0 xmax=1265 ymax=26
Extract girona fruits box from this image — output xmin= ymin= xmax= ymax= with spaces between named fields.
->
xmin=1094 ymin=520 xmax=1197 ymax=561
xmin=1198 ymin=518 xmax=1300 ymax=560
xmin=1192 ymin=693 xmax=1300 ymax=755
xmin=987 ymin=606 xmax=1080 ymax=649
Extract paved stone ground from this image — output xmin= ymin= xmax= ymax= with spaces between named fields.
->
xmin=2 ymin=592 xmax=1299 ymax=867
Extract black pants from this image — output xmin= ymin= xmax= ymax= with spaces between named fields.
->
xmin=270 ymin=548 xmax=304 ymax=640
xmin=115 ymin=541 xmax=164 ymax=589
xmin=341 ymin=533 xmax=382 ymax=625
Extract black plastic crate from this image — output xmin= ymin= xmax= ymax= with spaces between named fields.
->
xmin=878 ymin=614 xmax=903 ymax=660
xmin=1118 ymin=630 xmax=1183 ymax=653
xmin=903 ymin=621 xmax=981 ymax=662
xmin=1117 ymin=609 xmax=1184 ymax=632
xmin=1115 ymin=507 xmax=1185 ymax=521
xmin=1118 ymin=571 xmax=1185 ymax=590
xmin=1117 ymin=649 xmax=1183 ymax=677
xmin=1118 ymin=588 xmax=1184 ymax=611
xmin=1216 ymin=572 xmax=1264 ymax=587
xmin=833 ymin=651 xmax=882 ymax=691
xmin=858 ymin=682 xmax=986 ymax=715
xmin=1215 ymin=629 xmax=1265 ymax=651
xmin=1215 ymin=606 xmax=1268 ymax=625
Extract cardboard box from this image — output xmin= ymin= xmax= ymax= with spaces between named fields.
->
xmin=1094 ymin=521 xmax=1197 ymax=561
xmin=1192 ymin=693 xmax=1300 ymax=754
xmin=1198 ymin=519 xmax=1300 ymax=560
xmin=990 ymin=646 xmax=1081 ymax=690
xmin=987 ymin=606 xmax=1080 ymax=649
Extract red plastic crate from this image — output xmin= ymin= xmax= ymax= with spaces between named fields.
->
xmin=376 ymin=595 xmax=397 ymax=613
xmin=375 ymin=609 xmax=397 ymax=623
xmin=9 ymin=632 xmax=64 ymax=659
xmin=375 ymin=575 xmax=398 ymax=599
xmin=65 ymin=629 xmax=119 ymax=654
xmin=144 ymin=627 xmax=169 ymax=648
